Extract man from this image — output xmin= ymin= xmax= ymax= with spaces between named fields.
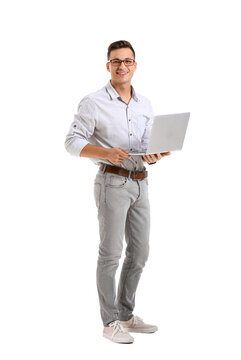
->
xmin=65 ymin=40 xmax=171 ymax=344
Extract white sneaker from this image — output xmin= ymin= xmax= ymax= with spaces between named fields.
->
xmin=103 ymin=320 xmax=134 ymax=343
xmin=120 ymin=315 xmax=158 ymax=333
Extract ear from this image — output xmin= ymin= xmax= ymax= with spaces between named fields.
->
xmin=106 ymin=62 xmax=110 ymax=72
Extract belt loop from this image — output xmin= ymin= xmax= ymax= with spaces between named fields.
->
xmin=128 ymin=170 xmax=131 ymax=180
xmin=102 ymin=164 xmax=107 ymax=173
xmin=132 ymin=169 xmax=136 ymax=180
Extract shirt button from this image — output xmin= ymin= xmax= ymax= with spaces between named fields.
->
xmin=130 ymin=148 xmax=133 ymax=151
xmin=130 ymin=133 xmax=132 ymax=136
xmin=129 ymin=119 xmax=131 ymax=122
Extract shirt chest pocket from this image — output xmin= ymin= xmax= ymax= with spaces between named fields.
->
xmin=129 ymin=112 xmax=147 ymax=139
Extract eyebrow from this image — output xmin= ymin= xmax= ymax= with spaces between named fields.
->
xmin=110 ymin=57 xmax=133 ymax=60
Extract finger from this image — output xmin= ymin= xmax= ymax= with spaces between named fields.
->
xmin=155 ymin=153 xmax=162 ymax=160
xmin=119 ymin=154 xmax=130 ymax=160
xmin=119 ymin=148 xmax=130 ymax=155
xmin=118 ymin=156 xmax=130 ymax=163
xmin=149 ymin=154 xmax=157 ymax=162
xmin=121 ymin=152 xmax=131 ymax=158
xmin=145 ymin=155 xmax=154 ymax=163
xmin=144 ymin=155 xmax=151 ymax=162
xmin=145 ymin=155 xmax=156 ymax=163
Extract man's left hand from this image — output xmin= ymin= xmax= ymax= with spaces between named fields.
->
xmin=142 ymin=152 xmax=171 ymax=164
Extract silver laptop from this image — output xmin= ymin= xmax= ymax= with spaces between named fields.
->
xmin=128 ymin=112 xmax=190 ymax=155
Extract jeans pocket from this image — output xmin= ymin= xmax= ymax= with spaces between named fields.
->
xmin=105 ymin=174 xmax=127 ymax=188
xmin=94 ymin=183 xmax=101 ymax=209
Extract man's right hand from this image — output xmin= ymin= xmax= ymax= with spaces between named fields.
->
xmin=106 ymin=148 xmax=131 ymax=165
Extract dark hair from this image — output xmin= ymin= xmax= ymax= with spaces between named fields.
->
xmin=107 ymin=40 xmax=135 ymax=60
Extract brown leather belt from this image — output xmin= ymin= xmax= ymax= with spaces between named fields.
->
xmin=99 ymin=164 xmax=148 ymax=180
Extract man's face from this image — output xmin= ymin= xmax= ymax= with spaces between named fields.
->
xmin=106 ymin=47 xmax=137 ymax=86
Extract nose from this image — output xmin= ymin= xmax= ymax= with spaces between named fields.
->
xmin=118 ymin=61 xmax=128 ymax=70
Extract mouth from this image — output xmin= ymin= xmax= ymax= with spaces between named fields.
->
xmin=116 ymin=71 xmax=129 ymax=77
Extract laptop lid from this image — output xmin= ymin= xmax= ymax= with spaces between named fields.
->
xmin=129 ymin=112 xmax=190 ymax=155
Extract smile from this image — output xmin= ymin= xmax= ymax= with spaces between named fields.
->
xmin=116 ymin=72 xmax=128 ymax=76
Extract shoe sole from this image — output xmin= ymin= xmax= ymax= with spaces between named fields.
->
xmin=124 ymin=327 xmax=158 ymax=333
xmin=103 ymin=334 xmax=134 ymax=343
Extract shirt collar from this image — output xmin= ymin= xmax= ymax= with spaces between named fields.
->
xmin=105 ymin=80 xmax=140 ymax=102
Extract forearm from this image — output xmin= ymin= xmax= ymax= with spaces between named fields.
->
xmin=80 ymin=143 xmax=109 ymax=159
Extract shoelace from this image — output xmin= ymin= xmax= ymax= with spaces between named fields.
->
xmin=109 ymin=320 xmax=126 ymax=339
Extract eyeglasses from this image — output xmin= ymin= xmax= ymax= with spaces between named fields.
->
xmin=109 ymin=58 xmax=135 ymax=67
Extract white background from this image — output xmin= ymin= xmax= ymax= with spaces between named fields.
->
xmin=1 ymin=0 xmax=241 ymax=359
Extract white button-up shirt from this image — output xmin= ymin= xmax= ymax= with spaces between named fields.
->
xmin=64 ymin=80 xmax=154 ymax=171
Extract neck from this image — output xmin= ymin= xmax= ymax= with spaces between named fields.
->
xmin=110 ymin=80 xmax=132 ymax=100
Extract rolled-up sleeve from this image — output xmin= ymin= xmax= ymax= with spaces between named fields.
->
xmin=64 ymin=97 xmax=96 ymax=156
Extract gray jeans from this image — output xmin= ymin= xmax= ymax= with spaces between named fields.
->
xmin=94 ymin=167 xmax=150 ymax=326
